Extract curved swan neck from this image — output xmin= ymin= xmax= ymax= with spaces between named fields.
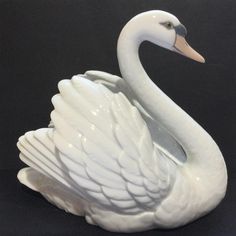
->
xmin=117 ymin=20 xmax=227 ymax=197
xmin=117 ymin=23 xmax=208 ymax=158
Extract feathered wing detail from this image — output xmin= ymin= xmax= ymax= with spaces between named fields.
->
xmin=18 ymin=74 xmax=176 ymax=214
xmin=83 ymin=70 xmax=187 ymax=163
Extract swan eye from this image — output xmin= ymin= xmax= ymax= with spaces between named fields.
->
xmin=161 ymin=21 xmax=174 ymax=30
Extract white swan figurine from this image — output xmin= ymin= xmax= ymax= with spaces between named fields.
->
xmin=17 ymin=10 xmax=227 ymax=232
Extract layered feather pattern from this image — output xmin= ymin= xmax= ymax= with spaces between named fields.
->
xmin=17 ymin=74 xmax=176 ymax=214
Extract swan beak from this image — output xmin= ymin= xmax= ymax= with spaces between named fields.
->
xmin=173 ymin=35 xmax=205 ymax=63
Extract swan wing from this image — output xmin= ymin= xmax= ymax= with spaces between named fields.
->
xmin=83 ymin=70 xmax=187 ymax=163
xmin=19 ymin=74 xmax=176 ymax=214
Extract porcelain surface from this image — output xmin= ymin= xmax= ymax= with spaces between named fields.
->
xmin=17 ymin=10 xmax=227 ymax=232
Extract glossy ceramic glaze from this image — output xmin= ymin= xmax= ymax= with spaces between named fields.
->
xmin=17 ymin=10 xmax=227 ymax=232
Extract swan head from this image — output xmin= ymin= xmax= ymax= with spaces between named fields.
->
xmin=127 ymin=10 xmax=205 ymax=63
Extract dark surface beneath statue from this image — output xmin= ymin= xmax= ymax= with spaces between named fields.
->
xmin=0 ymin=0 xmax=235 ymax=235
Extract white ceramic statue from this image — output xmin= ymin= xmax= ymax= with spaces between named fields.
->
xmin=17 ymin=10 xmax=227 ymax=232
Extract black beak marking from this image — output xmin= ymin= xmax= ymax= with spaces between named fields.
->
xmin=174 ymin=24 xmax=187 ymax=37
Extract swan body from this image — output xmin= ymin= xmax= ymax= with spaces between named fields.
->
xmin=17 ymin=10 xmax=227 ymax=232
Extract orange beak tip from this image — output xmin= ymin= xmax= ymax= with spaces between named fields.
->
xmin=198 ymin=56 xmax=206 ymax=64
xmin=174 ymin=35 xmax=206 ymax=64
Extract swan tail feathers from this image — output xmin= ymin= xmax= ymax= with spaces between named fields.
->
xmin=17 ymin=167 xmax=85 ymax=216
xmin=17 ymin=128 xmax=75 ymax=190
xmin=17 ymin=167 xmax=41 ymax=192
